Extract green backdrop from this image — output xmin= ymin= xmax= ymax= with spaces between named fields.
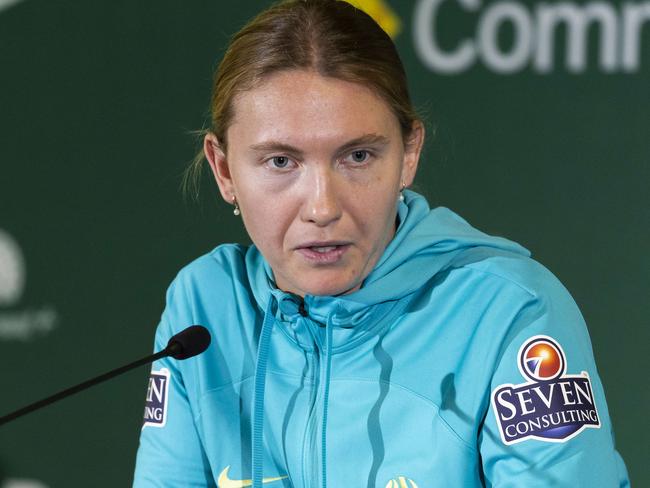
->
xmin=0 ymin=1 xmax=647 ymax=486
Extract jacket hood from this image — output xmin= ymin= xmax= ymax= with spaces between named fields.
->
xmin=246 ymin=190 xmax=529 ymax=337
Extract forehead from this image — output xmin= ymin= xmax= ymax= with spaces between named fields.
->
xmin=227 ymin=70 xmax=401 ymax=148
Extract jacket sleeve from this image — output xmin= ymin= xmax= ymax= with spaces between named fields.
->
xmin=479 ymin=270 xmax=629 ymax=487
xmin=132 ymin=278 xmax=215 ymax=487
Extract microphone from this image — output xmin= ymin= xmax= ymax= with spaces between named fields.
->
xmin=0 ymin=325 xmax=211 ymax=426
xmin=166 ymin=324 xmax=211 ymax=359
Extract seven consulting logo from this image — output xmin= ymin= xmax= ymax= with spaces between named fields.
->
xmin=520 ymin=336 xmax=565 ymax=382
xmin=142 ymin=368 xmax=170 ymax=428
xmin=491 ymin=335 xmax=601 ymax=445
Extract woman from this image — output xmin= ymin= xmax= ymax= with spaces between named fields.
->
xmin=134 ymin=1 xmax=628 ymax=486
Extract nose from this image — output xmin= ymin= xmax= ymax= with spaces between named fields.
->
xmin=300 ymin=167 xmax=342 ymax=226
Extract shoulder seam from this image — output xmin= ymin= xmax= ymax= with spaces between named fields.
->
xmin=463 ymin=262 xmax=538 ymax=299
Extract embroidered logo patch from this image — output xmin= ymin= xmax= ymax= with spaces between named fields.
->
xmin=384 ymin=477 xmax=419 ymax=488
xmin=142 ymin=368 xmax=170 ymax=428
xmin=217 ymin=466 xmax=288 ymax=487
xmin=491 ymin=335 xmax=600 ymax=445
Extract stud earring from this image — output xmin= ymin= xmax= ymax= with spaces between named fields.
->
xmin=232 ymin=196 xmax=241 ymax=216
xmin=399 ymin=183 xmax=406 ymax=202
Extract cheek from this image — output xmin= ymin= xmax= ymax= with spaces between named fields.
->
xmin=354 ymin=168 xmax=399 ymax=207
xmin=348 ymin=186 xmax=398 ymax=239
xmin=241 ymin=206 xmax=277 ymax=242
xmin=238 ymin=192 xmax=295 ymax=253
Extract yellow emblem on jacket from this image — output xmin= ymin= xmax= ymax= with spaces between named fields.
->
xmin=385 ymin=476 xmax=420 ymax=488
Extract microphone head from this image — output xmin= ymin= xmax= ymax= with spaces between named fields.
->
xmin=165 ymin=325 xmax=211 ymax=360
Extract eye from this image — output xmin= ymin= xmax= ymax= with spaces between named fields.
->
xmin=349 ymin=150 xmax=370 ymax=164
xmin=269 ymin=156 xmax=291 ymax=168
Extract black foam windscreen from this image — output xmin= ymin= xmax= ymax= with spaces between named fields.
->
xmin=165 ymin=325 xmax=211 ymax=360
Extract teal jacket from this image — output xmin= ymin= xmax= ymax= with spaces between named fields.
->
xmin=133 ymin=191 xmax=628 ymax=487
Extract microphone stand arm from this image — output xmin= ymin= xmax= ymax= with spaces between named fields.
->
xmin=0 ymin=346 xmax=175 ymax=426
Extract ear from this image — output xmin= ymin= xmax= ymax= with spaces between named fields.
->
xmin=204 ymin=132 xmax=235 ymax=204
xmin=401 ymin=120 xmax=425 ymax=187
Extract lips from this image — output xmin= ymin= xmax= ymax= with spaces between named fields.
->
xmin=310 ymin=245 xmax=337 ymax=253
xmin=295 ymin=242 xmax=351 ymax=264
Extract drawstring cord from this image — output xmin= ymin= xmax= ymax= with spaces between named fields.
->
xmin=252 ymin=299 xmax=276 ymax=488
xmin=251 ymin=298 xmax=335 ymax=488
xmin=320 ymin=315 xmax=334 ymax=488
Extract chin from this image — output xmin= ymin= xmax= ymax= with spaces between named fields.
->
xmin=300 ymin=278 xmax=360 ymax=297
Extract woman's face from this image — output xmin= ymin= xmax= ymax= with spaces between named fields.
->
xmin=205 ymin=70 xmax=423 ymax=297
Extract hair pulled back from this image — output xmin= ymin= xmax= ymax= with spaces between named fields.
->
xmin=186 ymin=0 xmax=419 ymax=193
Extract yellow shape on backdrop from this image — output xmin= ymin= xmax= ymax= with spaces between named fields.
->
xmin=344 ymin=0 xmax=401 ymax=39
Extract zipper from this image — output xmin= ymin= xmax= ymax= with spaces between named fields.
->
xmin=300 ymin=311 xmax=327 ymax=488
xmin=301 ymin=348 xmax=321 ymax=487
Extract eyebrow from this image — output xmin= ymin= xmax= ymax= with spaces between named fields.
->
xmin=337 ymin=134 xmax=391 ymax=154
xmin=249 ymin=133 xmax=390 ymax=157
xmin=249 ymin=141 xmax=305 ymax=158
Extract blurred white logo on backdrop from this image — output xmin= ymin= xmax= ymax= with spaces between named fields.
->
xmin=2 ymin=480 xmax=49 ymax=488
xmin=414 ymin=0 xmax=650 ymax=74
xmin=0 ymin=0 xmax=25 ymax=15
xmin=0 ymin=229 xmax=57 ymax=341
xmin=0 ymin=229 xmax=24 ymax=306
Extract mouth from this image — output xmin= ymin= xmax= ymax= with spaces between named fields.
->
xmin=295 ymin=242 xmax=351 ymax=264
